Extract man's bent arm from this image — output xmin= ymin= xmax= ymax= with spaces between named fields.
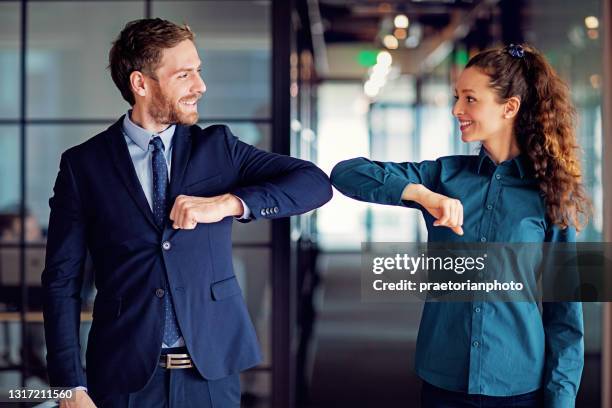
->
xmin=223 ymin=126 xmax=332 ymax=220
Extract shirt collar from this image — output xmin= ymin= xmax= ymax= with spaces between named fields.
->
xmin=476 ymin=145 xmax=528 ymax=179
xmin=476 ymin=146 xmax=490 ymax=175
xmin=512 ymin=154 xmax=528 ymax=179
xmin=122 ymin=110 xmax=176 ymax=152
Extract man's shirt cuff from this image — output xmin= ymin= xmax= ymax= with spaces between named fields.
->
xmin=234 ymin=195 xmax=251 ymax=220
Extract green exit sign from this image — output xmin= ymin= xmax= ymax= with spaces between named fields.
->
xmin=358 ymin=50 xmax=378 ymax=67
xmin=455 ymin=49 xmax=469 ymax=67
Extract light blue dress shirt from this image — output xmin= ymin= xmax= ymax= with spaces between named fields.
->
xmin=330 ymin=147 xmax=584 ymax=408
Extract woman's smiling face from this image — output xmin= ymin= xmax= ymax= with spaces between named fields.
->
xmin=452 ymin=67 xmax=511 ymax=143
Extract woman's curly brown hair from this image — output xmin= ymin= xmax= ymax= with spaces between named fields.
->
xmin=466 ymin=44 xmax=591 ymax=231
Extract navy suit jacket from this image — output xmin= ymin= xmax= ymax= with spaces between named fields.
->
xmin=41 ymin=116 xmax=332 ymax=397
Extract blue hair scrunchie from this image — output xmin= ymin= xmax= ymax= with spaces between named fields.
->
xmin=507 ymin=44 xmax=525 ymax=59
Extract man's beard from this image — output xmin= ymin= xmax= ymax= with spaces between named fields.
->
xmin=148 ymin=82 xmax=199 ymax=126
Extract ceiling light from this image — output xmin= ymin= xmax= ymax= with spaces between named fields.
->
xmin=364 ymin=81 xmax=380 ymax=98
xmin=587 ymin=29 xmax=599 ymax=40
xmin=394 ymin=14 xmax=409 ymax=29
xmin=376 ymin=51 xmax=393 ymax=67
xmin=584 ymin=16 xmax=599 ymax=29
xmin=383 ymin=35 xmax=399 ymax=50
xmin=394 ymin=28 xmax=407 ymax=39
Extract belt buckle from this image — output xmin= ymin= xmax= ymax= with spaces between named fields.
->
xmin=165 ymin=353 xmax=193 ymax=369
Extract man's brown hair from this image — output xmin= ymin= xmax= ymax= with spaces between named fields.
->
xmin=109 ymin=18 xmax=195 ymax=105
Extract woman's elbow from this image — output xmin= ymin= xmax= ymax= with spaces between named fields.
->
xmin=330 ymin=157 xmax=366 ymax=190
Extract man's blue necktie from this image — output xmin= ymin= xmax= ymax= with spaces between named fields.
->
xmin=150 ymin=136 xmax=181 ymax=346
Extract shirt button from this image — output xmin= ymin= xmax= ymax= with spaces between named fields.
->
xmin=155 ymin=288 xmax=165 ymax=298
xmin=162 ymin=241 xmax=171 ymax=250
xmin=495 ymin=174 xmax=501 ymax=180
xmin=486 ymin=204 xmax=493 ymax=210
xmin=473 ymin=340 xmax=479 ymax=347
xmin=480 ymin=237 xmax=487 ymax=242
xmin=474 ymin=307 xmax=481 ymax=313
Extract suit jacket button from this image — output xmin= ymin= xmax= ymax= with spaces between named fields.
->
xmin=162 ymin=241 xmax=171 ymax=250
xmin=155 ymin=288 xmax=165 ymax=298
xmin=260 ymin=209 xmax=266 ymax=216
xmin=273 ymin=207 xmax=279 ymax=214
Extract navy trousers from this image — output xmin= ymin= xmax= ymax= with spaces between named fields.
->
xmin=91 ymin=361 xmax=240 ymax=408
xmin=421 ymin=381 xmax=543 ymax=408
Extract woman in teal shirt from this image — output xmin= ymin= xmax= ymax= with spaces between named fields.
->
xmin=331 ymin=44 xmax=590 ymax=407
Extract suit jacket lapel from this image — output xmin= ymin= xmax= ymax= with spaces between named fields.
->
xmin=168 ymin=125 xmax=192 ymax=204
xmin=162 ymin=125 xmax=192 ymax=241
xmin=105 ymin=116 xmax=161 ymax=233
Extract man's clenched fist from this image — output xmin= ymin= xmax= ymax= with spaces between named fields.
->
xmin=169 ymin=193 xmax=244 ymax=229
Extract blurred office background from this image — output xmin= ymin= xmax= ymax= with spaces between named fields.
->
xmin=0 ymin=0 xmax=610 ymax=407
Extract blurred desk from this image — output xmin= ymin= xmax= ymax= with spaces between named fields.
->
xmin=0 ymin=311 xmax=93 ymax=322
xmin=0 ymin=247 xmax=46 ymax=285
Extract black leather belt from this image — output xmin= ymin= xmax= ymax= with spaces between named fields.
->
xmin=159 ymin=347 xmax=193 ymax=369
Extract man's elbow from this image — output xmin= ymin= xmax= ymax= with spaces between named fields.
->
xmin=305 ymin=163 xmax=333 ymax=207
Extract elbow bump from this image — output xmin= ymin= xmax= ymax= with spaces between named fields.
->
xmin=330 ymin=157 xmax=367 ymax=183
xmin=330 ymin=160 xmax=351 ymax=186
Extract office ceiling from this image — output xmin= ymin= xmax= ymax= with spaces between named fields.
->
xmin=319 ymin=0 xmax=475 ymax=44
xmin=310 ymin=0 xmax=602 ymax=80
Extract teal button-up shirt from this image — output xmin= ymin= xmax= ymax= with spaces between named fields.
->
xmin=330 ymin=147 xmax=584 ymax=408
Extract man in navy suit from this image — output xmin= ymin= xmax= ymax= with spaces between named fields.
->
xmin=41 ymin=18 xmax=332 ymax=408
